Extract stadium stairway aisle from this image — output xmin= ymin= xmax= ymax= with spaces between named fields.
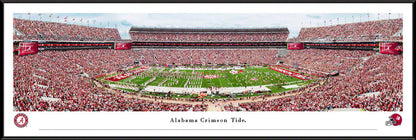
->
xmin=207 ymin=103 xmax=223 ymax=111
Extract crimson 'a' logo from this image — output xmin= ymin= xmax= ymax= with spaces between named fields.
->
xmin=14 ymin=113 xmax=28 ymax=128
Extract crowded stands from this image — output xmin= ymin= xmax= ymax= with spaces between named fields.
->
xmin=129 ymin=28 xmax=289 ymax=42
xmin=277 ymin=49 xmax=375 ymax=74
xmin=137 ymin=49 xmax=280 ymax=65
xmin=12 ymin=16 xmax=403 ymax=112
xmin=130 ymin=33 xmax=289 ymax=42
xmin=13 ymin=18 xmax=121 ymax=41
xmin=13 ymin=47 xmax=402 ymax=111
xmin=298 ymin=18 xmax=403 ymax=42
xmin=231 ymin=51 xmax=402 ymax=111
xmin=13 ymin=49 xmax=207 ymax=111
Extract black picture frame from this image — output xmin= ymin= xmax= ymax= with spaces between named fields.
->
xmin=2 ymin=1 xmax=414 ymax=140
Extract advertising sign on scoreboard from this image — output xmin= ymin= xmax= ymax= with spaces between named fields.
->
xmin=287 ymin=43 xmax=304 ymax=50
xmin=114 ymin=42 xmax=132 ymax=50
xmin=379 ymin=42 xmax=399 ymax=55
xmin=18 ymin=42 xmax=39 ymax=56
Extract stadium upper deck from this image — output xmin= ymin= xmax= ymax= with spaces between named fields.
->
xmin=13 ymin=18 xmax=122 ymax=41
xmin=297 ymin=18 xmax=403 ymax=42
xmin=13 ymin=18 xmax=403 ymax=43
xmin=129 ymin=27 xmax=289 ymax=42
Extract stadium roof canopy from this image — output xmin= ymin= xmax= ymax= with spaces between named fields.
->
xmin=129 ymin=27 xmax=289 ymax=33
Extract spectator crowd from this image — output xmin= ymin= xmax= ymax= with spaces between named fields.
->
xmin=278 ymin=49 xmax=375 ymax=74
xmin=224 ymin=50 xmax=402 ymax=111
xmin=13 ymin=49 xmax=207 ymax=111
xmin=137 ymin=49 xmax=280 ymax=66
xmin=13 ymin=18 xmax=121 ymax=41
xmin=130 ymin=32 xmax=289 ymax=42
xmin=13 ymin=47 xmax=402 ymax=112
xmin=12 ymin=16 xmax=403 ymax=112
xmin=297 ymin=18 xmax=403 ymax=42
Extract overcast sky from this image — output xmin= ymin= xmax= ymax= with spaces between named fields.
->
xmin=14 ymin=13 xmax=402 ymax=39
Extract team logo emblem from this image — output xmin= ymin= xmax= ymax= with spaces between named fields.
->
xmin=385 ymin=113 xmax=402 ymax=126
xmin=14 ymin=113 xmax=28 ymax=128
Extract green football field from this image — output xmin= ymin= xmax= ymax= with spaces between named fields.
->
xmin=96 ymin=66 xmax=318 ymax=98
xmin=113 ymin=67 xmax=308 ymax=88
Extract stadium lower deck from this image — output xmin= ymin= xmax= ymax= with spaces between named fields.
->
xmin=13 ymin=48 xmax=402 ymax=111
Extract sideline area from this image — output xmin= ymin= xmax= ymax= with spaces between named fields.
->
xmin=93 ymin=79 xmax=325 ymax=111
xmin=143 ymin=85 xmax=271 ymax=94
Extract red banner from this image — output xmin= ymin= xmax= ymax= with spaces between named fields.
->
xmin=379 ymin=42 xmax=399 ymax=55
xmin=269 ymin=67 xmax=311 ymax=80
xmin=105 ymin=73 xmax=132 ymax=82
xmin=114 ymin=42 xmax=132 ymax=50
xmin=18 ymin=42 xmax=38 ymax=56
xmin=287 ymin=43 xmax=304 ymax=50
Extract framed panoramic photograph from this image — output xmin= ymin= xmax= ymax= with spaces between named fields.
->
xmin=2 ymin=2 xmax=414 ymax=140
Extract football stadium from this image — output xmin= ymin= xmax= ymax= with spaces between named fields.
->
xmin=13 ymin=14 xmax=403 ymax=112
